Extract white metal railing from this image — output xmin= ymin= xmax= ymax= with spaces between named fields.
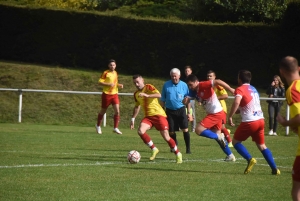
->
xmin=0 ymin=88 xmax=289 ymax=135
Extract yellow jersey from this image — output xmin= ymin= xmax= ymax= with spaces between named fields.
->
xmin=98 ymin=70 xmax=119 ymax=95
xmin=285 ymin=80 xmax=300 ymax=156
xmin=214 ymin=85 xmax=228 ymax=113
xmin=134 ymin=84 xmax=166 ymax=117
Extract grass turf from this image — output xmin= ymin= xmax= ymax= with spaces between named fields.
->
xmin=0 ymin=123 xmax=296 ymax=200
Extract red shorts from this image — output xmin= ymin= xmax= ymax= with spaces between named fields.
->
xmin=141 ymin=115 xmax=169 ymax=131
xmin=222 ymin=112 xmax=227 ymax=124
xmin=234 ymin=119 xmax=265 ymax=144
xmin=292 ymin=156 xmax=300 ymax=182
xmin=200 ymin=111 xmax=224 ymax=130
xmin=101 ymin=93 xmax=119 ymax=108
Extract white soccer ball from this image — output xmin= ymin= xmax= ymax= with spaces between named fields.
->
xmin=127 ymin=150 xmax=141 ymax=164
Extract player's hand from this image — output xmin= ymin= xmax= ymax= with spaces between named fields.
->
xmin=228 ymin=117 xmax=235 ymax=126
xmin=130 ymin=121 xmax=135 ymax=129
xmin=118 ymin=84 xmax=123 ymax=89
xmin=276 ymin=114 xmax=286 ymax=126
xmin=138 ymin=93 xmax=148 ymax=98
xmin=183 ymin=97 xmax=190 ymax=105
xmin=110 ymin=83 xmax=115 ymax=87
xmin=187 ymin=114 xmax=193 ymax=122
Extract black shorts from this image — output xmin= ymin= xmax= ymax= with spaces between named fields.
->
xmin=166 ymin=106 xmax=189 ymax=132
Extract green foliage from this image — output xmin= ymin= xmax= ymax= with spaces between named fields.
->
xmin=199 ymin=0 xmax=287 ymax=23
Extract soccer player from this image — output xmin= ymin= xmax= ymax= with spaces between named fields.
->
xmin=277 ymin=56 xmax=300 ymax=201
xmin=207 ymin=70 xmax=233 ymax=147
xmin=160 ymin=68 xmax=192 ymax=154
xmin=227 ymin=70 xmax=280 ymax=175
xmin=96 ymin=59 xmax=123 ymax=135
xmin=184 ymin=66 xmax=196 ymax=132
xmin=184 ymin=74 xmax=236 ymax=162
xmin=130 ymin=74 xmax=182 ymax=163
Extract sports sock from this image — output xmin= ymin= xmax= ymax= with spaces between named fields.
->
xmin=97 ymin=113 xmax=103 ymax=126
xmin=139 ymin=133 xmax=155 ymax=149
xmin=222 ymin=127 xmax=232 ymax=143
xmin=170 ymin=132 xmax=178 ymax=145
xmin=216 ymin=141 xmax=232 ymax=155
xmin=183 ymin=131 xmax=190 ymax=151
xmin=234 ymin=142 xmax=251 ymax=161
xmin=167 ymin=138 xmax=179 ymax=154
xmin=113 ymin=115 xmax=120 ymax=128
xmin=200 ymin=129 xmax=218 ymax=139
xmin=261 ymin=148 xmax=277 ymax=169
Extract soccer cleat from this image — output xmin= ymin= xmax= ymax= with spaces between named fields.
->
xmin=95 ymin=125 xmax=102 ymax=134
xmin=150 ymin=149 xmax=159 ymax=161
xmin=224 ymin=154 xmax=236 ymax=162
xmin=268 ymin=130 xmax=273 ymax=135
xmin=113 ymin=128 xmax=122 ymax=135
xmin=272 ymin=168 xmax=280 ymax=175
xmin=244 ymin=158 xmax=257 ymax=174
xmin=217 ymin=133 xmax=226 ymax=149
xmin=176 ymin=152 xmax=183 ymax=164
xmin=228 ymin=142 xmax=233 ymax=148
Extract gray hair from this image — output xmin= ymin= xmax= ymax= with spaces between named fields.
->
xmin=170 ymin=68 xmax=181 ymax=76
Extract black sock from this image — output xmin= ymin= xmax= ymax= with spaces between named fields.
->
xmin=183 ymin=132 xmax=190 ymax=153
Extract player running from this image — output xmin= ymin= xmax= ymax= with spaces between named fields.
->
xmin=227 ymin=70 xmax=280 ymax=175
xmin=184 ymin=74 xmax=236 ymax=162
xmin=130 ymin=74 xmax=182 ymax=163
xmin=96 ymin=59 xmax=123 ymax=135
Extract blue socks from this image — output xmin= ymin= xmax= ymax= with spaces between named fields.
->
xmin=262 ymin=148 xmax=277 ymax=169
xmin=200 ymin=129 xmax=218 ymax=139
xmin=234 ymin=142 xmax=251 ymax=161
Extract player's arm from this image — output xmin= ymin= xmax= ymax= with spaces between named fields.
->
xmin=117 ymin=83 xmax=124 ymax=89
xmin=217 ymin=93 xmax=228 ymax=100
xmin=228 ymin=96 xmax=242 ymax=126
xmin=130 ymin=105 xmax=141 ymax=130
xmin=213 ymin=79 xmax=235 ymax=94
xmin=277 ymin=114 xmax=300 ymax=128
xmin=139 ymin=93 xmax=161 ymax=98
xmin=98 ymin=79 xmax=114 ymax=87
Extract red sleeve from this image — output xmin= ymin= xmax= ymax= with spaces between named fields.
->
xmin=234 ymin=87 xmax=243 ymax=97
xmin=199 ymin=80 xmax=212 ymax=89
xmin=100 ymin=71 xmax=108 ymax=79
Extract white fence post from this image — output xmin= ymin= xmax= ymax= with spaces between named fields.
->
xmin=18 ymin=89 xmax=22 ymax=123
xmin=103 ymin=113 xmax=106 ymax=127
xmin=286 ymin=104 xmax=290 ymax=135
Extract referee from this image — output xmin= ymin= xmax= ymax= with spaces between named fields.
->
xmin=160 ymin=68 xmax=192 ymax=154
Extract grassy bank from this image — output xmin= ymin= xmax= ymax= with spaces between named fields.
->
xmin=0 ymin=61 xmax=288 ymax=135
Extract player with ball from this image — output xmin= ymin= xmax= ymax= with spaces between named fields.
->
xmin=130 ymin=74 xmax=183 ymax=163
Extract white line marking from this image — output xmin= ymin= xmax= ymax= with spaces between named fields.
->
xmin=0 ymin=157 xmax=292 ymax=169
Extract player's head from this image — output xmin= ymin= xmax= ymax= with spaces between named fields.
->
xmin=207 ymin=70 xmax=216 ymax=81
xmin=184 ymin=66 xmax=192 ymax=77
xmin=279 ymin=56 xmax=299 ymax=78
xmin=238 ymin=70 xmax=251 ymax=85
xmin=170 ymin=68 xmax=181 ymax=84
xmin=108 ymin=59 xmax=116 ymax=71
xmin=186 ymin=74 xmax=199 ymax=91
xmin=132 ymin=74 xmax=145 ymax=90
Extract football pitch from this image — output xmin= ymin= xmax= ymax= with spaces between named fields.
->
xmin=0 ymin=123 xmax=297 ymax=201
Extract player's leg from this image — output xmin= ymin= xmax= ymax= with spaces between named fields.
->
xmin=166 ymin=110 xmax=178 ymax=145
xmin=211 ymin=127 xmax=235 ymax=161
xmin=111 ymin=94 xmax=122 ymax=134
xmin=253 ymin=119 xmax=280 ymax=174
xmin=96 ymin=93 xmax=109 ymax=134
xmin=138 ymin=119 xmax=159 ymax=161
xmin=292 ymin=156 xmax=300 ymax=201
xmin=233 ymin=122 xmax=256 ymax=174
xmin=178 ymin=107 xmax=191 ymax=154
xmin=160 ymin=129 xmax=182 ymax=163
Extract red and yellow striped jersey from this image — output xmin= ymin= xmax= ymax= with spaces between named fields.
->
xmin=286 ymin=80 xmax=300 ymax=156
xmin=134 ymin=84 xmax=166 ymax=117
xmin=98 ymin=70 xmax=118 ymax=95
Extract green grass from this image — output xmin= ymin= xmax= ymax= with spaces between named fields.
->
xmin=0 ymin=123 xmax=296 ymax=200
